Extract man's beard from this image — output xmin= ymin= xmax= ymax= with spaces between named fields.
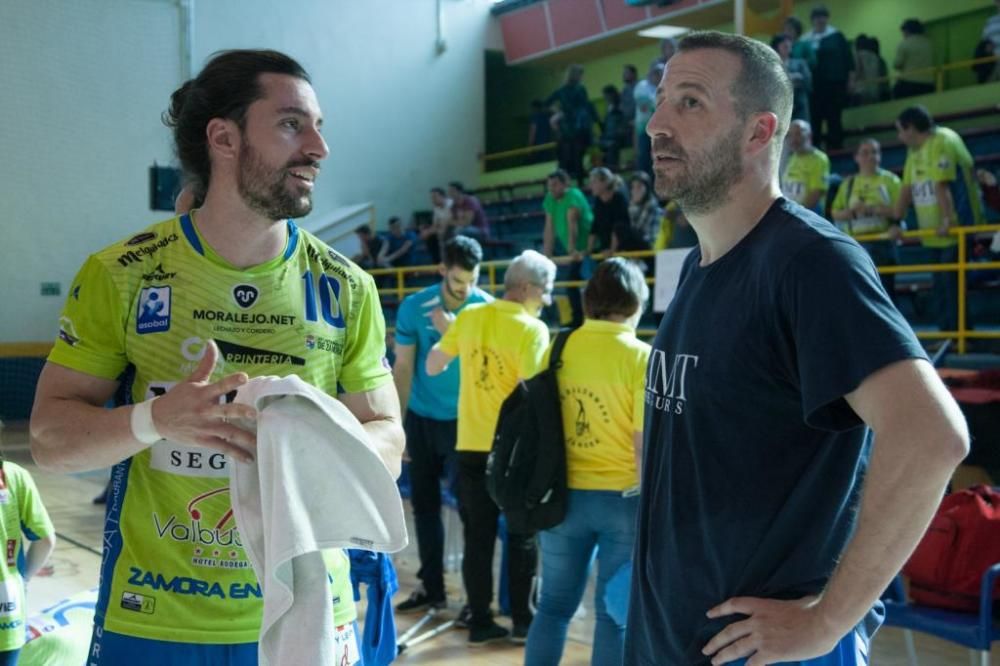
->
xmin=653 ymin=123 xmax=744 ymax=216
xmin=237 ymin=139 xmax=316 ymax=220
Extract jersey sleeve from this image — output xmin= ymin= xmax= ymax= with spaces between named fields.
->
xmin=929 ymin=136 xmax=958 ymax=183
xmin=47 ymin=256 xmax=129 ymax=380
xmin=14 ymin=467 xmax=54 ymax=541
xmin=437 ymin=308 xmax=463 ymax=356
xmin=518 ymin=322 xmax=551 ymax=379
xmin=780 ymin=239 xmax=927 ymax=430
xmin=338 ymin=272 xmax=392 ymax=394
xmin=885 ymin=173 xmax=902 ymax=207
xmin=393 ymin=296 xmax=417 ymax=346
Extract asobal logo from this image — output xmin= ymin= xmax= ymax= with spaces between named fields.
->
xmin=232 ymin=284 xmax=259 ymax=309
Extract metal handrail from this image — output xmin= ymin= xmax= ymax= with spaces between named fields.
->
xmin=376 ymin=224 xmax=1000 ymax=350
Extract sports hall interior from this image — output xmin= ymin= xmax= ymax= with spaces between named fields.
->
xmin=2 ymin=0 xmax=999 ymax=663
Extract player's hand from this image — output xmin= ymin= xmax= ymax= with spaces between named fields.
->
xmin=429 ymin=307 xmax=455 ymax=335
xmin=151 ymin=340 xmax=258 ymax=462
xmin=702 ymin=595 xmax=841 ymax=666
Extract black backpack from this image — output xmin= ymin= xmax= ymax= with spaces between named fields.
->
xmin=486 ymin=329 xmax=574 ymax=535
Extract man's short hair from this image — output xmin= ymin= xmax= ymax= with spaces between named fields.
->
xmin=583 ymin=258 xmax=649 ymax=320
xmin=355 ymin=224 xmax=372 ymax=236
xmin=430 ymin=186 xmax=446 ymax=196
xmin=624 ymin=64 xmax=638 ymax=77
xmin=163 ymin=50 xmax=310 ymax=201
xmin=547 ymin=169 xmax=571 ymax=185
xmin=897 ymin=105 xmax=934 ymax=133
xmin=678 ymin=31 xmax=793 ymax=149
xmin=810 ymin=5 xmax=830 ymax=19
xmin=388 ymin=216 xmax=401 ymax=226
xmin=504 ymin=250 xmax=556 ymax=291
xmin=448 ymin=181 xmax=466 ymax=193
xmin=784 ymin=16 xmax=804 ymax=37
xmin=443 ymin=236 xmax=483 ymax=271
xmin=901 ymin=18 xmax=925 ymax=34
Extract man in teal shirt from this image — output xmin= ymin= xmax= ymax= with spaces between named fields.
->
xmin=542 ymin=168 xmax=594 ymax=326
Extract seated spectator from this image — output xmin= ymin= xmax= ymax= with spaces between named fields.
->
xmin=619 ymin=64 xmax=638 ymax=138
xmin=523 ymin=257 xmax=650 ymax=666
xmin=377 ymin=216 xmax=418 ymax=268
xmin=781 ymin=119 xmax=830 ymax=216
xmin=448 ymin=181 xmax=490 ymax=239
xmin=633 ymin=61 xmax=664 ymax=180
xmin=543 ymin=169 xmax=594 ymax=326
xmin=771 ymin=33 xmax=811 ymax=121
xmin=598 ymin=85 xmax=628 ymax=170
xmin=895 ymin=105 xmax=985 ymax=332
xmin=619 ymin=172 xmax=660 ymax=253
xmin=587 ymin=167 xmax=629 ymax=255
xmin=653 ymin=201 xmax=698 ymax=251
xmin=352 ymin=224 xmax=383 ymax=269
xmin=830 ymin=138 xmax=903 ymax=299
xmin=894 ymin=19 xmax=936 ymax=99
xmin=852 ymin=35 xmax=889 ymax=105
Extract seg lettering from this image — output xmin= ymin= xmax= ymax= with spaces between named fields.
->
xmin=169 ymin=450 xmax=228 ymax=471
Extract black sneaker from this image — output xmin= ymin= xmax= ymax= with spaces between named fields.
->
xmin=395 ymin=588 xmax=446 ymax=613
xmin=468 ymin=621 xmax=509 ymax=646
xmin=454 ymin=604 xmax=472 ymax=629
xmin=510 ymin=623 xmax=530 ymax=644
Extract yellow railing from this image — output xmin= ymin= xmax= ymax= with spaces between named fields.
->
xmin=480 ymin=142 xmax=557 ymax=164
xmin=867 ymin=54 xmax=1000 ymax=94
xmin=373 ymin=225 xmax=1000 ymax=350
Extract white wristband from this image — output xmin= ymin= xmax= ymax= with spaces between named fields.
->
xmin=130 ymin=398 xmax=163 ymax=445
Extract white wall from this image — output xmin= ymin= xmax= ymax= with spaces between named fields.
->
xmin=0 ymin=0 xmax=495 ymax=342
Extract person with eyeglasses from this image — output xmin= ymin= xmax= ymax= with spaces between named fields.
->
xmin=426 ymin=250 xmax=556 ymax=646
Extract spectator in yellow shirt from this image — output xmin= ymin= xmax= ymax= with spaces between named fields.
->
xmin=781 ymin=119 xmax=830 ymax=216
xmin=523 ymin=258 xmax=650 ymax=666
xmin=426 ymin=249 xmax=556 ymax=646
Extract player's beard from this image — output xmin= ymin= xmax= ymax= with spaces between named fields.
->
xmin=237 ymin=138 xmax=316 ymax=220
xmin=653 ymin=122 xmax=744 ymax=216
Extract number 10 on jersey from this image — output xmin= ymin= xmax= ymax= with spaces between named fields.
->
xmin=302 ymin=271 xmax=346 ymax=328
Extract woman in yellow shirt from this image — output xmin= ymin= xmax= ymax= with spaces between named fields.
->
xmin=524 ymin=258 xmax=650 ymax=666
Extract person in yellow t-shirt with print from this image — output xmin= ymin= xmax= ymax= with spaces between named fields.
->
xmin=831 ymin=138 xmax=903 ymax=301
xmin=522 ymin=257 xmax=650 ymax=666
xmin=781 ymin=120 xmax=830 ymax=216
xmin=426 ymin=249 xmax=556 ymax=646
xmin=894 ymin=105 xmax=985 ymax=333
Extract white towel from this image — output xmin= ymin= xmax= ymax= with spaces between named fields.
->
xmin=229 ymin=375 xmax=408 ymax=666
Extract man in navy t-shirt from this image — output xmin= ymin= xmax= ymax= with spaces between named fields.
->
xmin=626 ymin=32 xmax=970 ymax=666
xmin=392 ymin=236 xmax=492 ymax=612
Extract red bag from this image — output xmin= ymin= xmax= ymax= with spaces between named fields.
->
xmin=903 ymin=485 xmax=1000 ymax=612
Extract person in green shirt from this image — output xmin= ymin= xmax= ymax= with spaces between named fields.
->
xmin=781 ymin=120 xmax=830 ymax=215
xmin=543 ymin=168 xmax=594 ymax=326
xmin=895 ymin=105 xmax=985 ymax=333
xmin=0 ymin=452 xmax=56 ymax=666
xmin=831 ymin=138 xmax=903 ymax=300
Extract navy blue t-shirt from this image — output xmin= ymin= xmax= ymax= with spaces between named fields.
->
xmin=625 ymin=198 xmax=926 ymax=665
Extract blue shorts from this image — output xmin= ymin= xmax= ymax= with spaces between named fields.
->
xmin=87 ymin=625 xmax=257 ymax=666
xmin=728 ymin=629 xmax=869 ymax=666
xmin=87 ymin=621 xmax=363 ymax=666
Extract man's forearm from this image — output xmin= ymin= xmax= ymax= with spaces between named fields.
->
xmin=361 ymin=418 xmax=405 ymax=479
xmin=816 ymin=426 xmax=965 ymax=635
xmin=31 ymin=400 xmax=146 ymax=473
xmin=935 ymin=182 xmax=957 ymax=223
xmin=392 ymin=366 xmax=413 ymax=416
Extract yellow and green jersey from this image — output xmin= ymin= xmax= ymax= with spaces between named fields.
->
xmin=543 ymin=320 xmax=650 ymax=491
xmin=782 ymin=148 xmax=830 ymax=214
xmin=0 ymin=462 xmax=53 ymax=651
xmin=437 ymin=300 xmax=549 ymax=452
xmin=49 ymin=213 xmax=391 ymax=643
xmin=902 ymin=126 xmax=984 ymax=248
xmin=830 ymin=169 xmax=902 ymax=235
